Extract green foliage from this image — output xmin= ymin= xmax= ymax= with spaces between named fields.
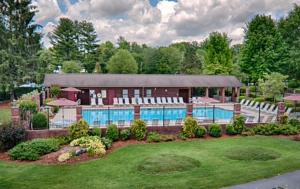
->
xmin=107 ymin=49 xmax=138 ymax=73
xmin=258 ymin=73 xmax=288 ymax=100
xmin=50 ymin=85 xmax=61 ymax=97
xmin=130 ymin=120 xmax=147 ymax=140
xmin=288 ymin=119 xmax=300 ymax=129
xmin=147 ymin=132 xmax=161 ymax=143
xmin=254 ymin=97 xmax=265 ymax=102
xmin=9 ymin=138 xmax=60 ymax=161
xmin=54 ymin=135 xmax=73 ymax=146
xmin=279 ymin=114 xmax=289 ymax=125
xmin=62 ymin=60 xmax=82 ymax=73
xmin=0 ymin=123 xmax=26 ymax=151
xmin=208 ymin=124 xmax=222 ymax=137
xmin=241 ymin=15 xmax=286 ymax=82
xmin=88 ymin=128 xmax=101 ymax=137
xmin=53 ymin=106 xmax=59 ymax=113
xmin=106 ymin=124 xmax=119 ymax=141
xmin=182 ymin=117 xmax=198 ymax=138
xmin=195 ymin=126 xmax=207 ymax=138
xmin=120 ymin=129 xmax=131 ymax=141
xmin=160 ymin=134 xmax=176 ymax=142
xmin=203 ymin=32 xmax=233 ymax=75
xmin=94 ymin=62 xmax=102 ymax=73
xmin=69 ymin=119 xmax=89 ymax=139
xmin=100 ymin=137 xmax=113 ymax=149
xmin=232 ymin=116 xmax=246 ymax=134
xmin=226 ymin=124 xmax=236 ymax=135
xmin=253 ymin=124 xmax=299 ymax=136
xmin=19 ymin=100 xmax=38 ymax=114
xmin=32 ymin=113 xmax=48 ymax=130
xmin=70 ymin=136 xmax=106 ymax=157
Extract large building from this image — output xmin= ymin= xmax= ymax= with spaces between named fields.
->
xmin=44 ymin=74 xmax=242 ymax=105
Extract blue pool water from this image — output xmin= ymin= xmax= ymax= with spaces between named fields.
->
xmin=82 ymin=107 xmax=233 ymax=126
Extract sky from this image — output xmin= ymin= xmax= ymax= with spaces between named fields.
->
xmin=32 ymin=0 xmax=300 ymax=48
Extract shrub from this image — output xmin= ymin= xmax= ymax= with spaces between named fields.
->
xmin=253 ymin=124 xmax=299 ymax=136
xmin=226 ymin=124 xmax=236 ymax=135
xmin=9 ymin=138 xmax=60 ymax=161
xmin=238 ymin=96 xmax=246 ymax=101
xmin=69 ymin=119 xmax=89 ymax=139
xmin=147 ymin=132 xmax=161 ymax=143
xmin=232 ymin=116 xmax=246 ymax=134
xmin=178 ymin=133 xmax=187 ymax=140
xmin=53 ymin=106 xmax=59 ymax=114
xmin=32 ymin=112 xmax=48 ymax=130
xmin=101 ymin=137 xmax=112 ymax=149
xmin=208 ymin=124 xmax=222 ymax=137
xmin=160 ymin=134 xmax=176 ymax=142
xmin=50 ymin=85 xmax=61 ymax=97
xmin=279 ymin=114 xmax=289 ymax=124
xmin=130 ymin=120 xmax=147 ymax=140
xmin=289 ymin=119 xmax=300 ymax=129
xmin=88 ymin=128 xmax=101 ymax=137
xmin=106 ymin=124 xmax=119 ymax=141
xmin=19 ymin=100 xmax=38 ymax=114
xmin=58 ymin=152 xmax=73 ymax=162
xmin=182 ymin=117 xmax=198 ymax=138
xmin=254 ymin=97 xmax=265 ymax=103
xmin=0 ymin=123 xmax=26 ymax=151
xmin=70 ymin=136 xmax=106 ymax=157
xmin=195 ymin=126 xmax=207 ymax=138
xmin=120 ymin=129 xmax=131 ymax=141
xmin=55 ymin=135 xmax=72 ymax=145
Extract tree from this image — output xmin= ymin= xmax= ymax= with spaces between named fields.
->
xmin=202 ymin=32 xmax=233 ymax=75
xmin=94 ymin=62 xmax=102 ymax=73
xmin=62 ymin=60 xmax=82 ymax=73
xmin=278 ymin=4 xmax=300 ymax=80
xmin=107 ymin=49 xmax=138 ymax=73
xmin=117 ymin=36 xmax=130 ymax=50
xmin=97 ymin=41 xmax=116 ymax=73
xmin=36 ymin=49 xmax=57 ymax=84
xmin=241 ymin=15 xmax=286 ymax=83
xmin=258 ymin=72 xmax=288 ymax=101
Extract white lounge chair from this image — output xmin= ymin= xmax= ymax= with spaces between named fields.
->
xmin=178 ymin=97 xmax=184 ymax=104
xmin=272 ymin=106 xmax=278 ymax=114
xmin=91 ymin=98 xmax=96 ymax=105
xmin=118 ymin=98 xmax=124 ymax=105
xmin=167 ymin=97 xmax=173 ymax=104
xmin=156 ymin=97 xmax=162 ymax=104
xmin=262 ymin=103 xmax=270 ymax=112
xmin=267 ymin=104 xmax=275 ymax=113
xmin=250 ymin=102 xmax=259 ymax=110
xmin=240 ymin=99 xmax=245 ymax=105
xmin=173 ymin=97 xmax=179 ymax=104
xmin=137 ymin=98 xmax=143 ymax=105
xmin=113 ymin=98 xmax=118 ymax=105
xmin=243 ymin=100 xmax=250 ymax=106
xmin=161 ymin=97 xmax=167 ymax=104
xmin=97 ymin=98 xmax=103 ymax=106
xmin=143 ymin=97 xmax=149 ymax=105
xmin=131 ymin=98 xmax=137 ymax=105
xmin=247 ymin=101 xmax=255 ymax=108
xmin=124 ymin=98 xmax=130 ymax=105
xmin=286 ymin=108 xmax=293 ymax=115
xmin=256 ymin=102 xmax=265 ymax=110
xmin=192 ymin=97 xmax=197 ymax=104
xmin=150 ymin=97 xmax=156 ymax=105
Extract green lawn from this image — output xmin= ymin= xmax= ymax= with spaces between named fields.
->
xmin=1 ymin=136 xmax=300 ymax=189
xmin=0 ymin=108 xmax=11 ymax=124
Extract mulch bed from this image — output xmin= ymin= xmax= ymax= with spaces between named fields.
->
xmin=0 ymin=135 xmax=298 ymax=165
xmin=0 ymin=101 xmax=10 ymax=109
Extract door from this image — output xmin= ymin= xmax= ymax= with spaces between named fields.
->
xmin=77 ymin=89 xmax=90 ymax=105
xmin=108 ymin=89 xmax=116 ymax=105
xmin=179 ymin=89 xmax=189 ymax=103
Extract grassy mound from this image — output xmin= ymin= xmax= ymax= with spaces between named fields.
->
xmin=225 ymin=147 xmax=281 ymax=161
xmin=137 ymin=154 xmax=200 ymax=175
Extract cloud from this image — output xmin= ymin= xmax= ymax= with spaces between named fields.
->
xmin=34 ymin=0 xmax=300 ymax=47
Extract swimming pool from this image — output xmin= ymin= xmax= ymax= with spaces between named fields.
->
xmin=82 ymin=107 xmax=233 ymax=126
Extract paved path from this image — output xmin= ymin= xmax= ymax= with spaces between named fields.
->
xmin=223 ymin=170 xmax=300 ymax=189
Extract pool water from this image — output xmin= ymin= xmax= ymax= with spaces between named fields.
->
xmin=82 ymin=107 xmax=233 ymax=126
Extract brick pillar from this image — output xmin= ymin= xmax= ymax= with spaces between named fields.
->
xmin=205 ymin=87 xmax=209 ymax=97
xmin=186 ymin=103 xmax=193 ymax=117
xmin=76 ymin=106 xmax=82 ymax=121
xmin=11 ymin=107 xmax=21 ymax=127
xmin=236 ymin=87 xmax=240 ymax=102
xmin=234 ymin=103 xmax=241 ymax=117
xmin=134 ymin=105 xmax=140 ymax=120
xmin=220 ymin=87 xmax=225 ymax=103
xmin=277 ymin=102 xmax=285 ymax=122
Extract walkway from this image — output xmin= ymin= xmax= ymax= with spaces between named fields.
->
xmin=223 ymin=170 xmax=300 ymax=189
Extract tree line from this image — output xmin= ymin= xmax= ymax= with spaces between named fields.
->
xmin=0 ymin=0 xmax=300 ymax=97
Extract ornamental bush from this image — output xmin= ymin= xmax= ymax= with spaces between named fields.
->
xmin=101 ymin=137 xmax=112 ymax=149
xmin=226 ymin=124 xmax=236 ymax=135
xmin=120 ymin=129 xmax=131 ymax=141
xmin=182 ymin=117 xmax=198 ymax=138
xmin=195 ymin=126 xmax=207 ymax=138
xmin=9 ymin=138 xmax=60 ymax=161
xmin=232 ymin=116 xmax=246 ymax=134
xmin=253 ymin=124 xmax=299 ymax=136
xmin=70 ymin=136 xmax=106 ymax=157
xmin=69 ymin=119 xmax=89 ymax=139
xmin=32 ymin=112 xmax=48 ymax=130
xmin=208 ymin=124 xmax=222 ymax=137
xmin=0 ymin=123 xmax=26 ymax=151
xmin=106 ymin=124 xmax=119 ymax=141
xmin=88 ymin=128 xmax=101 ymax=137
xmin=288 ymin=119 xmax=300 ymax=129
xmin=130 ymin=120 xmax=147 ymax=140
xmin=58 ymin=152 xmax=73 ymax=162
xmin=147 ymin=132 xmax=161 ymax=143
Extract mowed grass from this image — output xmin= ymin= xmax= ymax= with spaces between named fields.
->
xmin=1 ymin=136 xmax=300 ymax=189
xmin=0 ymin=108 xmax=11 ymax=125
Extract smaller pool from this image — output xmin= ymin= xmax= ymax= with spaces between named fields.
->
xmin=193 ymin=107 xmax=233 ymax=120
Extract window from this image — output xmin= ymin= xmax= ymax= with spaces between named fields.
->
xmin=101 ymin=90 xmax=107 ymax=98
xmin=146 ymin=89 xmax=152 ymax=97
xmin=134 ymin=89 xmax=140 ymax=98
xmin=122 ymin=89 xmax=128 ymax=98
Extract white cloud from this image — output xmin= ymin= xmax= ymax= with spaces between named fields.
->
xmin=34 ymin=0 xmax=300 ymax=47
